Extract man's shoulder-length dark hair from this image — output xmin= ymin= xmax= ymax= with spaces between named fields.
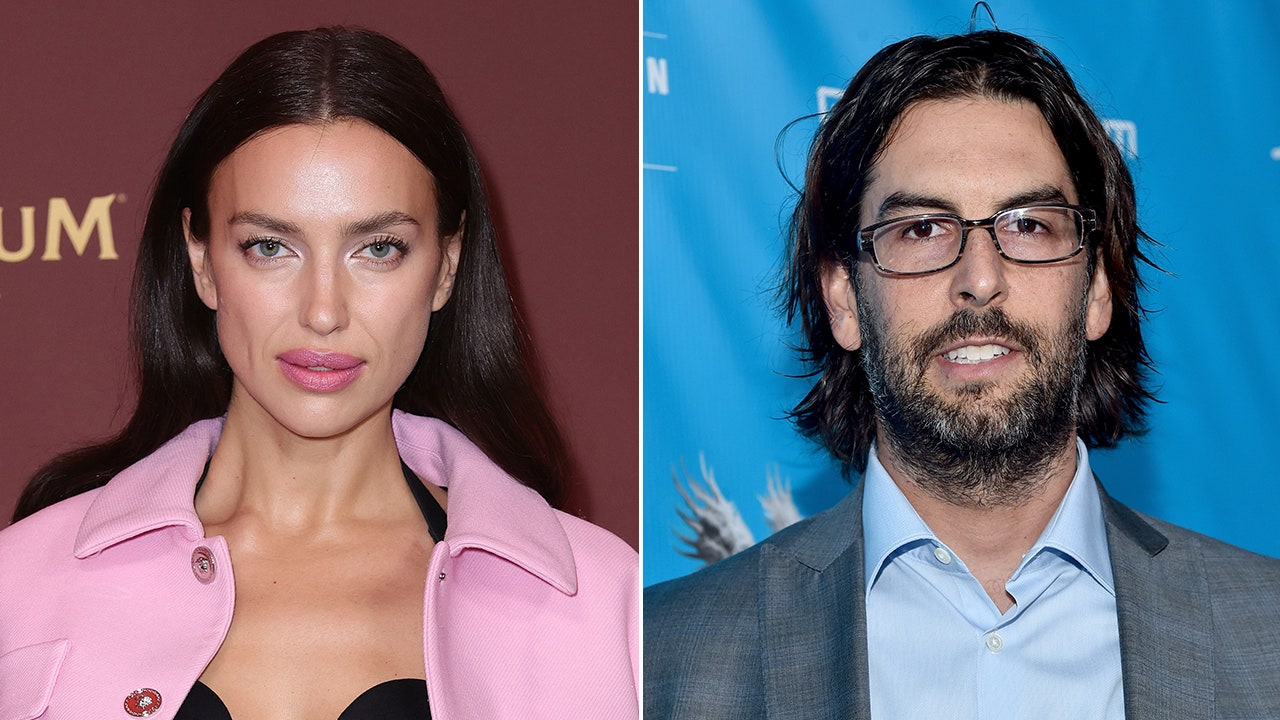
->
xmin=14 ymin=27 xmax=569 ymax=521
xmin=782 ymin=30 xmax=1157 ymax=474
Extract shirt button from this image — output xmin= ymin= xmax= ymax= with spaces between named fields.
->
xmin=124 ymin=687 xmax=162 ymax=716
xmin=985 ymin=632 xmax=1004 ymax=653
xmin=933 ymin=546 xmax=953 ymax=565
xmin=191 ymin=546 xmax=216 ymax=584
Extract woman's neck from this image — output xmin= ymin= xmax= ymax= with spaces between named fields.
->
xmin=194 ymin=398 xmax=408 ymax=532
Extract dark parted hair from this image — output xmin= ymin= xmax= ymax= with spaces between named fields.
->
xmin=783 ymin=30 xmax=1156 ymax=475
xmin=15 ymin=27 xmax=568 ymax=520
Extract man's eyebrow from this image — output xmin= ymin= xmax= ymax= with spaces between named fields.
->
xmin=875 ymin=192 xmax=959 ymax=221
xmin=996 ymin=185 xmax=1071 ymax=209
xmin=873 ymin=185 xmax=1072 ymax=222
xmin=227 ymin=211 xmax=301 ymax=235
xmin=342 ymin=210 xmax=420 ymax=237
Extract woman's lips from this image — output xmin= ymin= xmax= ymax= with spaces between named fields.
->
xmin=276 ymin=349 xmax=364 ymax=392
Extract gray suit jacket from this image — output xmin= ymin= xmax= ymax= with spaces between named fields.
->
xmin=644 ymin=482 xmax=1280 ymax=718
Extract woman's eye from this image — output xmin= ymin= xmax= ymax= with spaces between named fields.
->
xmin=239 ymin=237 xmax=291 ymax=259
xmin=358 ymin=237 xmax=407 ymax=262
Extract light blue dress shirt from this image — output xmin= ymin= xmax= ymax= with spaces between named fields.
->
xmin=864 ymin=439 xmax=1124 ymax=719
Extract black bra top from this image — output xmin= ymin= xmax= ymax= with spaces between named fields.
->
xmin=176 ymin=460 xmax=445 ymax=719
xmin=176 ymin=678 xmax=429 ymax=720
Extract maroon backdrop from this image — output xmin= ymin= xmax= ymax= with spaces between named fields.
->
xmin=0 ymin=2 xmax=637 ymax=546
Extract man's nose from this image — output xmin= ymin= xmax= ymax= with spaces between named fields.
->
xmin=948 ymin=226 xmax=1008 ymax=309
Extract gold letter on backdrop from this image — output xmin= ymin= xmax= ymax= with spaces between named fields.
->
xmin=0 ymin=206 xmax=38 ymax=263
xmin=42 ymin=194 xmax=119 ymax=261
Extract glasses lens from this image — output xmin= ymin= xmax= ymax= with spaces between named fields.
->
xmin=870 ymin=216 xmax=961 ymax=273
xmin=994 ymin=206 xmax=1083 ymax=262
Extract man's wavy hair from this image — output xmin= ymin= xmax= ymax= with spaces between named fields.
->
xmin=783 ymin=30 xmax=1157 ymax=475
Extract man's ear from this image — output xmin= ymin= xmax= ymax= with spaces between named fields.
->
xmin=431 ymin=221 xmax=463 ymax=311
xmin=821 ymin=261 xmax=862 ymax=351
xmin=184 ymin=209 xmax=219 ymax=311
xmin=1084 ymin=253 xmax=1112 ymax=341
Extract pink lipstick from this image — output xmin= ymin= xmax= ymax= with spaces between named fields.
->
xmin=276 ymin=349 xmax=364 ymax=392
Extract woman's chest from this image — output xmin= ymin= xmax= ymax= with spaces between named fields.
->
xmin=193 ymin=539 xmax=430 ymax=719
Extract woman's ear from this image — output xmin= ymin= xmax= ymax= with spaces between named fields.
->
xmin=821 ymin=261 xmax=862 ymax=351
xmin=183 ymin=208 xmax=219 ymax=311
xmin=431 ymin=220 xmax=463 ymax=311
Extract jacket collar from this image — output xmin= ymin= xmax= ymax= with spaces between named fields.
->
xmin=74 ymin=411 xmax=577 ymax=594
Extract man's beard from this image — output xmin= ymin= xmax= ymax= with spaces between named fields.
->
xmin=857 ymin=294 xmax=1088 ymax=508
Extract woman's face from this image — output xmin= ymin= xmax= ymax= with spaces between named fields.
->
xmin=186 ymin=120 xmax=460 ymax=439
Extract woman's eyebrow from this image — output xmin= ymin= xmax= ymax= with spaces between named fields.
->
xmin=224 ymin=210 xmax=421 ymax=236
xmin=343 ymin=211 xmax=421 ymax=236
xmin=227 ymin=211 xmax=301 ymax=234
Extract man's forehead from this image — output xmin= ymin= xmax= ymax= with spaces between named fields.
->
xmin=859 ymin=96 xmax=1075 ymax=221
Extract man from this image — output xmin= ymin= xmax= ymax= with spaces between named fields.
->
xmin=644 ymin=30 xmax=1280 ymax=719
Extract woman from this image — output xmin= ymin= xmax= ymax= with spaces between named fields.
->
xmin=0 ymin=28 xmax=637 ymax=719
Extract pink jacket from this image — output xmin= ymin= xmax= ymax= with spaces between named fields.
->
xmin=0 ymin=411 xmax=638 ymax=719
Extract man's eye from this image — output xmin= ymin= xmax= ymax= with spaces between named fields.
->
xmin=1012 ymin=218 xmax=1047 ymax=234
xmin=899 ymin=219 xmax=948 ymax=241
xmin=908 ymin=221 xmax=934 ymax=237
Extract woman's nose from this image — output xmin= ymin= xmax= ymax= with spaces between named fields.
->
xmin=299 ymin=261 xmax=348 ymax=335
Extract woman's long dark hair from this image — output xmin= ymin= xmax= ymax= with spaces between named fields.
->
xmin=15 ymin=27 xmax=567 ymax=520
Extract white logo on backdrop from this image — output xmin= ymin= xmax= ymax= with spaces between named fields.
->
xmin=646 ymin=57 xmax=670 ymax=96
xmin=643 ymin=30 xmax=670 ymax=96
xmin=643 ymin=30 xmax=676 ymax=172
xmin=672 ymin=455 xmax=804 ymax=565
xmin=1102 ymin=119 xmax=1138 ymax=159
xmin=817 ymin=85 xmax=843 ymax=113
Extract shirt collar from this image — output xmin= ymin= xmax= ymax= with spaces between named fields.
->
xmin=74 ymin=410 xmax=578 ymax=595
xmin=862 ymin=437 xmax=1113 ymax=595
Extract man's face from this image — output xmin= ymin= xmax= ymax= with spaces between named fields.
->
xmin=821 ymin=96 xmax=1113 ymax=504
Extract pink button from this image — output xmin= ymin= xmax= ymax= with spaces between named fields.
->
xmin=124 ymin=687 xmax=162 ymax=717
xmin=191 ymin=546 xmax=216 ymax=583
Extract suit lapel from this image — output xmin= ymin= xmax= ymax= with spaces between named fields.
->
xmin=1102 ymin=488 xmax=1214 ymax=719
xmin=759 ymin=485 xmax=872 ymax=720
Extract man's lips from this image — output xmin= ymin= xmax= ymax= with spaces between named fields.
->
xmin=276 ymin=349 xmax=364 ymax=392
xmin=937 ymin=337 xmax=1021 ymax=366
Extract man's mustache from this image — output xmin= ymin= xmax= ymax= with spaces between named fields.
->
xmin=908 ymin=308 xmax=1041 ymax=369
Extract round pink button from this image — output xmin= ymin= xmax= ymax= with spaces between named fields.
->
xmin=191 ymin=546 xmax=216 ymax=583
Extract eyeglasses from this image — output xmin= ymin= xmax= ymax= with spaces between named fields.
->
xmin=856 ymin=204 xmax=1098 ymax=275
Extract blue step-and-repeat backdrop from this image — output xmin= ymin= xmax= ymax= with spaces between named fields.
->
xmin=643 ymin=1 xmax=1280 ymax=585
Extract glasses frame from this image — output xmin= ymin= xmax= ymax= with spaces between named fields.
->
xmin=855 ymin=204 xmax=1098 ymax=276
